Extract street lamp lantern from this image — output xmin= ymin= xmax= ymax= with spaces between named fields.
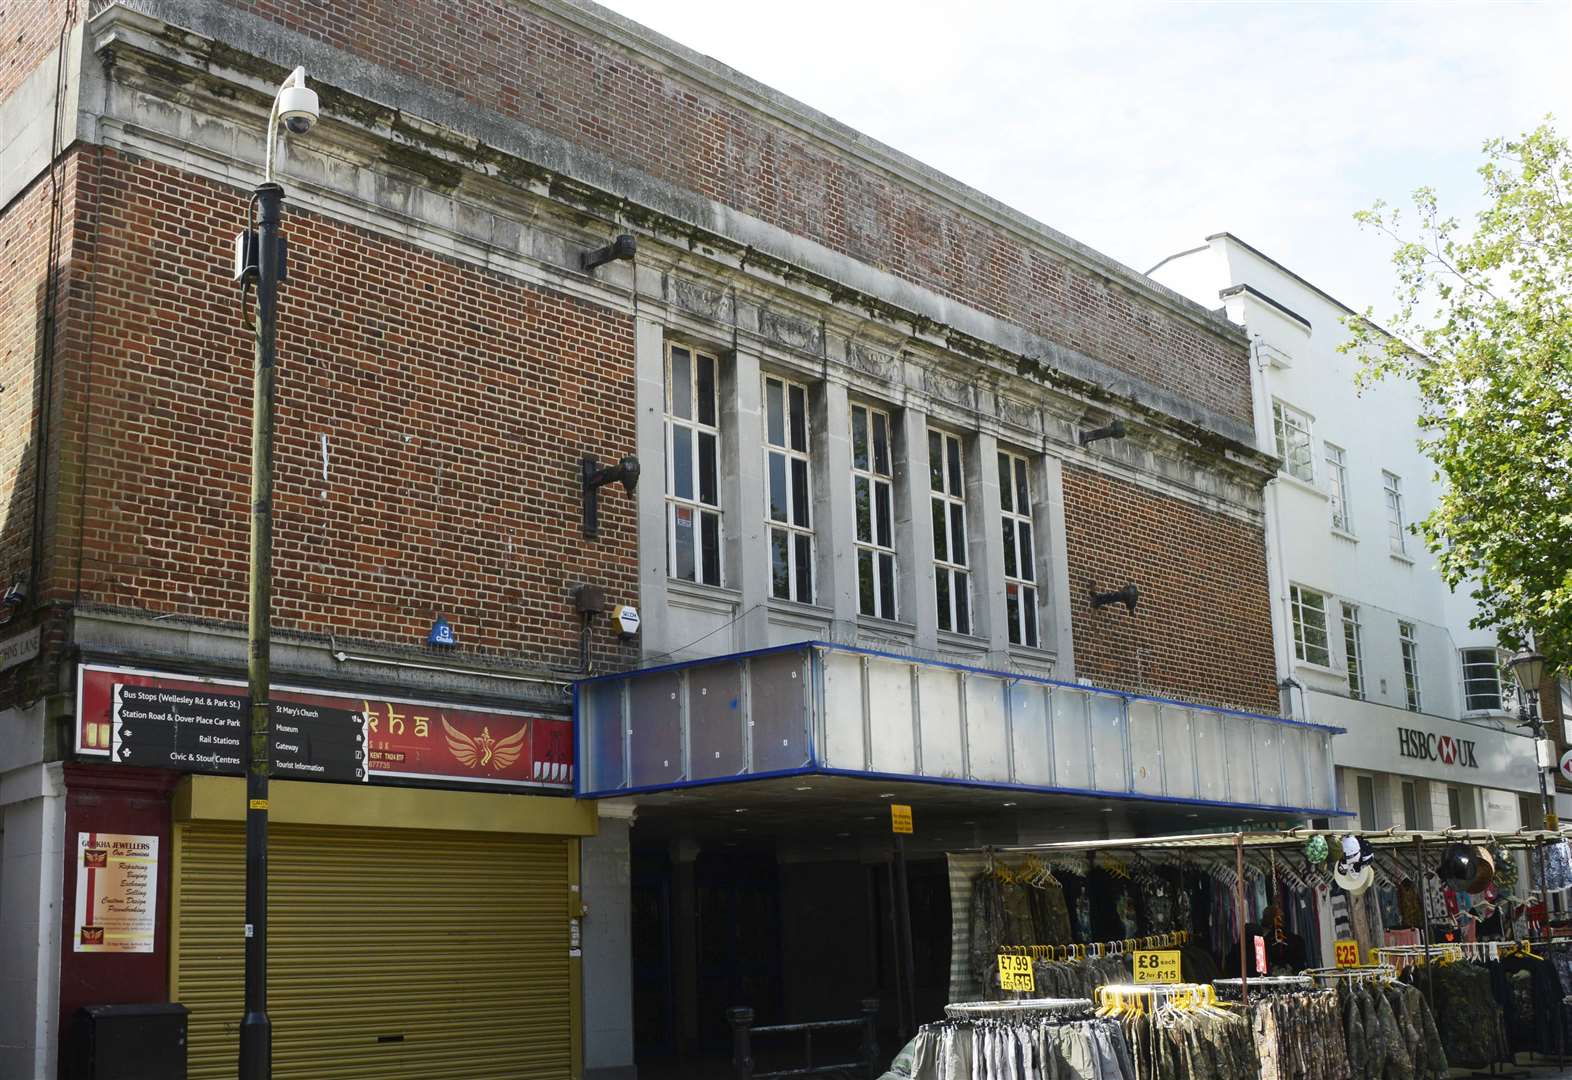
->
xmin=1507 ymin=649 xmax=1547 ymax=697
xmin=237 ymin=65 xmax=319 ymax=1080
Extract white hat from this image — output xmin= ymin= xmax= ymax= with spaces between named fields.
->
xmin=1335 ymin=860 xmax=1373 ymax=895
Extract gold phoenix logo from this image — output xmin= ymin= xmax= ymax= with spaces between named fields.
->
xmin=442 ymin=716 xmax=529 ymax=771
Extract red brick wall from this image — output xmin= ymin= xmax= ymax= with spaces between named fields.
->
xmin=1061 ymin=463 xmax=1278 ymax=714
xmin=204 ymin=0 xmax=1250 ymax=425
xmin=57 ymin=148 xmax=639 ymax=668
xmin=0 ymin=0 xmax=81 ymax=102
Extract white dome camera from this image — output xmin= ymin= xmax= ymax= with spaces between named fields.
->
xmin=277 ymin=72 xmax=319 ymax=136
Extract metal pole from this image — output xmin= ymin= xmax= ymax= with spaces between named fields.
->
xmin=885 ymin=860 xmax=907 ymax=1040
xmin=727 ymin=1007 xmax=754 ymax=1080
xmin=1414 ymin=833 xmax=1434 ymax=1012
xmin=1528 ymin=691 xmax=1564 ymax=1065
xmin=239 ymin=180 xmax=283 ymax=1080
xmin=1235 ymin=831 xmax=1248 ymax=1006
xmin=893 ymin=834 xmax=918 ymax=1039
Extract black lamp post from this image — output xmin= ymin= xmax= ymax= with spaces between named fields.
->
xmin=1508 ymin=647 xmax=1561 ymax=1057
xmin=234 ymin=65 xmax=319 ymax=1080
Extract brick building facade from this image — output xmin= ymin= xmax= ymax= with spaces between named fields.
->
xmin=0 ymin=2 xmax=1320 ymax=1078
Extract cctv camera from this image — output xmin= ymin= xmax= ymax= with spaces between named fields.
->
xmin=278 ymin=82 xmax=319 ymax=136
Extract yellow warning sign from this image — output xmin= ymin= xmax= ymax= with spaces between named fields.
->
xmin=890 ymin=804 xmax=913 ymax=834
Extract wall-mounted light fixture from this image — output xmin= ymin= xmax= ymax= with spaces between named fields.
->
xmin=582 ymin=234 xmax=637 ymax=274
xmin=1090 ymin=584 xmax=1139 ymax=613
xmin=1079 ymin=418 xmax=1127 ymax=447
xmin=582 ymin=454 xmax=640 ymax=538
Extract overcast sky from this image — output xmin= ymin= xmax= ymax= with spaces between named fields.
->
xmin=597 ymin=0 xmax=1570 ymax=318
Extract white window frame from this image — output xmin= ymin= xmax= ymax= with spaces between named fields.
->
xmin=1325 ymin=443 xmax=1351 ymax=533
xmin=1460 ymin=647 xmax=1506 ymax=713
xmin=999 ymin=449 xmax=1039 ymax=649
xmin=1341 ymin=602 xmax=1364 ymax=700
xmin=929 ymin=428 xmax=972 ymax=635
xmin=664 ymin=342 xmax=722 ymax=586
xmin=1383 ymin=471 xmax=1407 ymax=555
xmin=763 ymin=373 xmax=814 ymax=604
xmin=1272 ymin=401 xmax=1315 ymax=483
xmin=851 ymin=401 xmax=897 ymax=620
xmin=1290 ymin=584 xmax=1331 ymax=667
xmin=1399 ymin=620 xmax=1422 ymax=712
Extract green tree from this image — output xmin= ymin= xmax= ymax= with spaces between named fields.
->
xmin=1345 ymin=120 xmax=1572 ymax=674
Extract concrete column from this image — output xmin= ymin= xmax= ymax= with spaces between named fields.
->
xmin=1037 ymin=456 xmax=1075 ymax=675
xmin=895 ymin=405 xmax=936 ymax=646
xmin=635 ymin=317 xmax=674 ymax=659
xmin=669 ymin=837 xmax=700 ymax=1051
xmin=817 ymin=379 xmax=857 ymax=629
xmin=968 ymin=431 xmax=1005 ymax=659
xmin=725 ymin=347 xmax=769 ymax=645
xmin=581 ymin=809 xmax=637 ymax=1080
xmin=0 ymin=761 xmax=66 ymax=1080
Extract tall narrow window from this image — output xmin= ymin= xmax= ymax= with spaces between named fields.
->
xmin=1402 ymin=781 xmax=1420 ymax=830
xmin=763 ymin=374 xmax=813 ymax=603
xmin=999 ymin=450 xmax=1038 ymax=648
xmin=1325 ymin=443 xmax=1351 ymax=532
xmin=1341 ymin=602 xmax=1364 ymax=699
xmin=1356 ymin=775 xmax=1378 ymax=830
xmin=1399 ymin=620 xmax=1422 ymax=711
xmin=665 ymin=343 xmax=721 ymax=585
xmin=1289 ymin=584 xmax=1330 ymax=666
xmin=1272 ymin=401 xmax=1314 ymax=482
xmin=1460 ymin=648 xmax=1504 ymax=712
xmin=851 ymin=402 xmax=896 ymax=620
xmin=930 ymin=429 xmax=970 ymax=635
xmin=1383 ymin=471 xmax=1406 ymax=554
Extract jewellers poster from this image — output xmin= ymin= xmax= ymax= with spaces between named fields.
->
xmin=73 ymin=832 xmax=158 ymax=953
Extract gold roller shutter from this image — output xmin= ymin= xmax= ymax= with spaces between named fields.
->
xmin=174 ymin=821 xmax=571 ymax=1080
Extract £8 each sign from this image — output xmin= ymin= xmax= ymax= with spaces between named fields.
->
xmin=1132 ymin=950 xmax=1181 ymax=983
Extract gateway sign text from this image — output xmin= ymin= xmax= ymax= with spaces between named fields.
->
xmin=1397 ymin=728 xmax=1478 ymax=768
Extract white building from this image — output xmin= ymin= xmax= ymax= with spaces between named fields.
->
xmin=1151 ymin=234 xmax=1544 ymax=838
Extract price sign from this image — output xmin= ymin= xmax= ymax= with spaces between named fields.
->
xmin=1254 ymin=935 xmax=1267 ymax=975
xmin=1132 ymin=949 xmax=1181 ymax=983
xmin=1334 ymin=939 xmax=1361 ymax=967
xmin=997 ymin=954 xmax=1035 ymax=992
xmin=890 ymin=804 xmax=913 ymax=834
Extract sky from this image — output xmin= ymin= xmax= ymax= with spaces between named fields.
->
xmin=595 ymin=0 xmax=1571 ymax=319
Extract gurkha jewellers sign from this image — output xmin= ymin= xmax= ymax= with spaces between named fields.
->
xmin=1397 ymin=727 xmax=1479 ymax=769
xmin=74 ymin=663 xmax=573 ymax=791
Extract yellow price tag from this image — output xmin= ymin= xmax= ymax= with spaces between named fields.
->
xmin=248 ymin=799 xmax=269 ymax=811
xmin=890 ymin=804 xmax=913 ymax=834
xmin=997 ymin=954 xmax=1035 ymax=992
xmin=1334 ymin=939 xmax=1360 ymax=967
xmin=1132 ymin=949 xmax=1181 ymax=983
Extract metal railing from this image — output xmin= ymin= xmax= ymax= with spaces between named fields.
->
xmin=728 ymin=999 xmax=880 ymax=1080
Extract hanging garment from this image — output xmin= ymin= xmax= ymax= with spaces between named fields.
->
xmin=1405 ymin=960 xmax=1508 ymax=1069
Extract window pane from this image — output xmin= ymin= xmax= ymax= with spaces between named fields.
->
xmin=931 ymin=499 xmax=948 ymax=562
xmin=929 ymin=431 xmax=944 ymax=491
xmin=854 ymin=477 xmax=872 ymax=543
xmin=1002 ymin=520 xmax=1018 ymax=578
xmin=697 ymin=353 xmax=716 ymax=426
xmin=875 ymin=482 xmax=893 ymax=547
xmin=791 ymin=459 xmax=810 ymax=527
xmin=955 ymin=572 xmax=970 ymax=635
xmin=1017 ymin=523 xmax=1034 ymax=579
xmin=936 ymin=569 xmax=952 ymax=631
xmin=1015 ymin=459 xmax=1029 ymax=511
xmin=852 ymin=407 xmax=868 ymax=470
xmin=794 ymin=533 xmax=812 ymax=602
xmin=858 ymin=550 xmax=875 ymax=616
xmin=771 ymin=528 xmax=789 ymax=599
xmin=1006 ymin=586 xmax=1021 ymax=645
xmin=998 ymin=453 xmax=1013 ymax=512
xmin=768 ymin=452 xmax=788 ymax=522
xmin=669 ymin=348 xmax=691 ymax=419
xmin=879 ymin=554 xmax=895 ymax=617
xmin=873 ymin=412 xmax=890 ymax=475
xmin=789 ymin=384 xmax=807 ymax=452
xmin=672 ymin=427 xmax=693 ymax=500
xmin=949 ymin=504 xmax=967 ymax=566
xmin=698 ymin=432 xmax=717 ymax=505
xmin=700 ymin=511 xmax=721 ymax=585
xmin=765 ymin=378 xmax=785 ymax=447
xmin=947 ymin=437 xmax=963 ymax=497
xmin=673 ymin=506 xmax=695 ymax=580
xmin=1023 ymin=587 xmax=1038 ymax=648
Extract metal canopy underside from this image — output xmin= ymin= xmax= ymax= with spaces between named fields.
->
xmin=577 ymin=641 xmax=1343 ymax=818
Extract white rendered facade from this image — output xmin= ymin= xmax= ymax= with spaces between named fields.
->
xmin=1151 ymin=234 xmax=1542 ymax=837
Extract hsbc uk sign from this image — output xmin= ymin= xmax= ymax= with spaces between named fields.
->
xmin=1398 ymin=728 xmax=1479 ymax=769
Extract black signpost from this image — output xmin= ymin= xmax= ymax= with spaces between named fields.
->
xmin=110 ymin=684 xmax=365 ymax=782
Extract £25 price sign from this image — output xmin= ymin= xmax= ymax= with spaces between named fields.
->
xmin=1334 ymin=940 xmax=1361 ymax=967
xmin=1132 ymin=949 xmax=1181 ymax=984
xmin=997 ymin=954 xmax=1035 ymax=992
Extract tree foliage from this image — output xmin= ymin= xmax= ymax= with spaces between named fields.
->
xmin=1344 ymin=120 xmax=1572 ymax=674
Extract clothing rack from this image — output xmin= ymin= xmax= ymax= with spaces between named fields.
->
xmin=944 ymin=997 xmax=1093 ymax=1021
xmin=1374 ymin=943 xmax=1463 ymax=973
xmin=995 ymin=930 xmax=1190 ymax=961
xmin=1303 ymin=964 xmax=1397 ymax=986
xmin=1095 ymin=981 xmax=1217 ymax=1017
xmin=1212 ymin=975 xmax=1312 ymax=997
